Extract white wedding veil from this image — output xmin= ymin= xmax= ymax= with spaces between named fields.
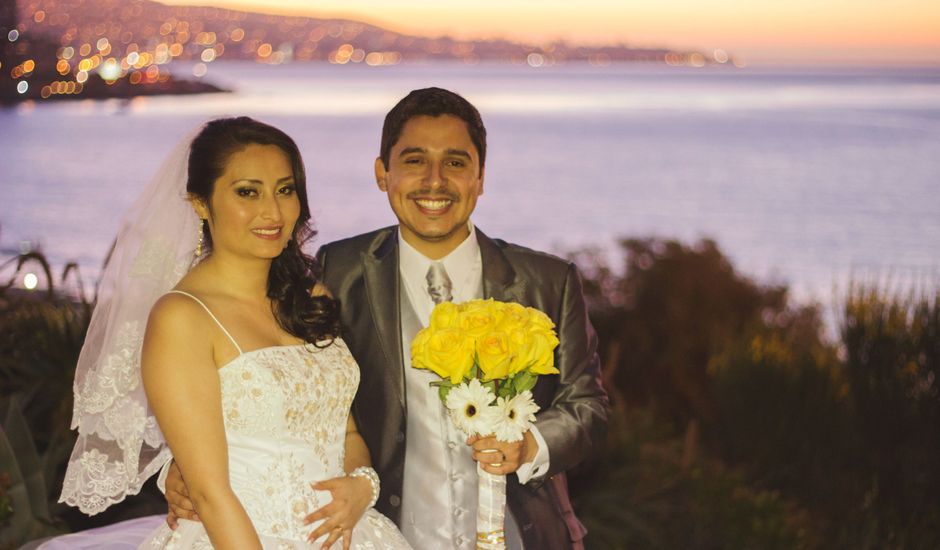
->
xmin=59 ymin=132 xmax=201 ymax=514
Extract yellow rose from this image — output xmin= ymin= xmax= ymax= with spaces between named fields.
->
xmin=459 ymin=299 xmax=504 ymax=339
xmin=496 ymin=302 xmax=531 ymax=334
xmin=411 ymin=327 xmax=475 ymax=384
xmin=411 ymin=328 xmax=432 ymax=369
xmin=476 ymin=330 xmax=514 ymax=381
xmin=429 ymin=301 xmax=461 ymax=331
xmin=527 ymin=308 xmax=556 ymax=332
xmin=506 ymin=328 xmax=534 ymax=375
xmin=524 ymin=329 xmax=560 ymax=375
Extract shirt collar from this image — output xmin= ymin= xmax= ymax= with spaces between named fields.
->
xmin=398 ymin=221 xmax=480 ymax=288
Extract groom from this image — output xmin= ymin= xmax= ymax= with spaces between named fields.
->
xmin=314 ymin=87 xmax=608 ymax=549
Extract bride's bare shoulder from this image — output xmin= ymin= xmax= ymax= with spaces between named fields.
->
xmin=141 ymin=291 xmax=218 ymax=371
xmin=147 ymin=291 xmax=209 ymax=336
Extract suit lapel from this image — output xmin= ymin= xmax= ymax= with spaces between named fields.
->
xmin=478 ymin=228 xmax=527 ymax=303
xmin=361 ymin=229 xmax=406 ymax=409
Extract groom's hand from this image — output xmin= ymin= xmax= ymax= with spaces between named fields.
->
xmin=165 ymin=461 xmax=199 ymax=528
xmin=469 ymin=431 xmax=538 ymax=475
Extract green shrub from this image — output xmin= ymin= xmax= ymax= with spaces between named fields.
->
xmin=573 ymin=239 xmax=940 ymax=548
xmin=838 ymin=286 xmax=940 ymax=548
xmin=0 ymin=398 xmax=66 ymax=549
xmin=578 ymin=238 xmax=797 ymax=429
xmin=575 ymin=413 xmax=813 ymax=550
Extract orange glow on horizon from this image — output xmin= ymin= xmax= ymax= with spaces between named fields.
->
xmin=156 ymin=0 xmax=940 ymax=65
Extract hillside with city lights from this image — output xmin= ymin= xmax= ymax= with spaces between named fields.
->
xmin=0 ymin=0 xmax=727 ymax=104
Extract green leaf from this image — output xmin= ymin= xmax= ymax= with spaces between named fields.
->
xmin=0 ymin=402 xmax=58 ymax=544
xmin=438 ymin=385 xmax=452 ymax=402
xmin=514 ymin=371 xmax=537 ymax=393
xmin=428 ymin=380 xmax=455 ymax=403
xmin=3 ymin=397 xmax=49 ymax=521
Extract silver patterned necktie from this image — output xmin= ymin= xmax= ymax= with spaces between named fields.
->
xmin=426 ymin=262 xmax=453 ymax=304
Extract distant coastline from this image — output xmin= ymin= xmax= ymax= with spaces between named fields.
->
xmin=2 ymin=0 xmax=735 ymax=105
xmin=1 ymin=64 xmax=227 ymax=104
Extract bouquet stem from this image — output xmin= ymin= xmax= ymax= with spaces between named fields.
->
xmin=476 ymin=463 xmax=507 ymax=550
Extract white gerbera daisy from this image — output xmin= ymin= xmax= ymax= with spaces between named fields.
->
xmin=445 ymin=378 xmax=497 ymax=437
xmin=493 ymin=391 xmax=539 ymax=442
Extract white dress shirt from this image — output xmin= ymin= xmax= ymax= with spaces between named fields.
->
xmin=397 ymin=222 xmax=549 ymax=549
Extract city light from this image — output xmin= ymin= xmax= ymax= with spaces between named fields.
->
xmin=17 ymin=81 xmax=29 ymax=94
xmin=98 ymin=59 xmax=121 ymax=81
xmin=23 ymin=273 xmax=39 ymax=290
xmin=527 ymin=53 xmax=545 ymax=68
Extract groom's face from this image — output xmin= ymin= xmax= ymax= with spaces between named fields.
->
xmin=375 ymin=114 xmax=484 ymax=259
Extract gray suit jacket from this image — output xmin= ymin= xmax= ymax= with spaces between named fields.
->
xmin=316 ymin=226 xmax=609 ymax=550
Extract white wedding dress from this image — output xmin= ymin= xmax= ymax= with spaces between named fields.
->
xmin=42 ymin=293 xmax=411 ymax=549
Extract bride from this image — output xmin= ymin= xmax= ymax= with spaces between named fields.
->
xmin=52 ymin=117 xmax=411 ymax=549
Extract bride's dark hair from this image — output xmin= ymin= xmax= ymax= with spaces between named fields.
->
xmin=187 ymin=116 xmax=340 ymax=345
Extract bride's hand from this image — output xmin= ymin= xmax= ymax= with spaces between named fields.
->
xmin=304 ymin=474 xmax=372 ymax=549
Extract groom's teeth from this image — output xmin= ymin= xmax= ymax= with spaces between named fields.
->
xmin=416 ymin=199 xmax=451 ymax=209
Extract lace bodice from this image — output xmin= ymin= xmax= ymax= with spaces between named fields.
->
xmin=220 ymin=343 xmax=357 ymax=458
xmin=215 ymin=341 xmax=359 ymax=541
xmin=140 ymin=337 xmax=414 ymax=549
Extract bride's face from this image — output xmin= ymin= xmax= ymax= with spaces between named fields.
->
xmin=195 ymin=143 xmax=300 ymax=260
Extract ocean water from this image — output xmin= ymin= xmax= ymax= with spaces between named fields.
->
xmin=1 ymin=62 xmax=939 ymax=316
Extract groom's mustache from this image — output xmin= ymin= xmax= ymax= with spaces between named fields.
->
xmin=406 ymin=189 xmax=461 ymax=202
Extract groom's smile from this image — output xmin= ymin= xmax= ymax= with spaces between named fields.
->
xmin=375 ymin=114 xmax=484 ymax=259
xmin=410 ymin=189 xmax=460 ymax=216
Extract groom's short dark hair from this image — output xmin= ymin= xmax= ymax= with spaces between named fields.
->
xmin=380 ymin=87 xmax=487 ymax=171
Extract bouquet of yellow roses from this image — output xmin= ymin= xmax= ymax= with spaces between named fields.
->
xmin=411 ymin=298 xmax=560 ymax=549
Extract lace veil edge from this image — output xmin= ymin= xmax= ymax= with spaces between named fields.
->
xmin=59 ymin=131 xmax=200 ymax=514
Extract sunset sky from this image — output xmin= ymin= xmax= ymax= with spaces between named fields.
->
xmin=158 ymin=0 xmax=940 ymax=65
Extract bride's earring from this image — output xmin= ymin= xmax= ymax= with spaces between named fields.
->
xmin=195 ymin=220 xmax=205 ymax=258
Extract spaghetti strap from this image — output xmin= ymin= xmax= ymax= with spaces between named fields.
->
xmin=166 ymin=290 xmax=243 ymax=355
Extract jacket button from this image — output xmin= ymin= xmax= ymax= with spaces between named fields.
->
xmin=396 ymin=431 xmax=405 ymax=443
xmin=389 ymin=494 xmax=401 ymax=507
